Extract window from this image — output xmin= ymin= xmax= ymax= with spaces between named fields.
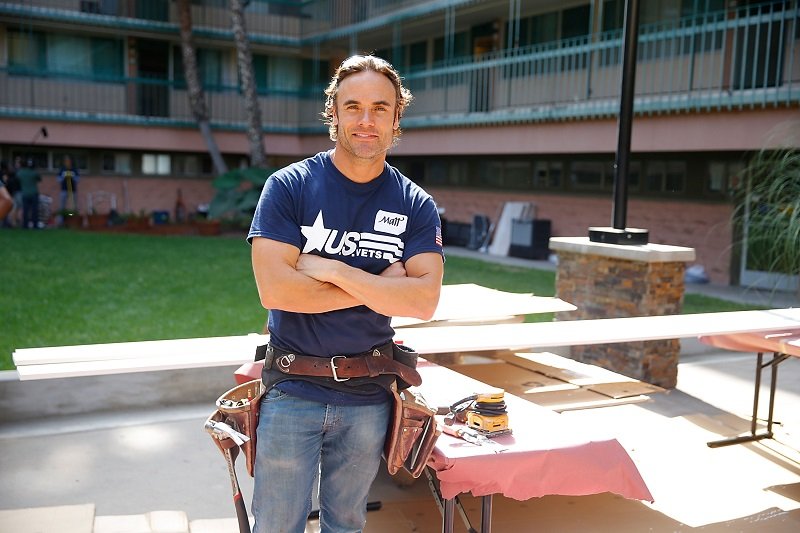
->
xmin=142 ymin=154 xmax=171 ymax=175
xmin=173 ymin=47 xmax=223 ymax=89
xmin=11 ymin=150 xmax=48 ymax=171
xmin=8 ymin=31 xmax=46 ymax=72
xmin=8 ymin=30 xmax=122 ymax=79
xmin=533 ymin=160 xmax=563 ymax=189
xmin=102 ymin=153 xmax=132 ymax=174
xmin=433 ymin=31 xmax=470 ymax=64
xmin=302 ymin=58 xmax=329 ymax=90
xmin=644 ymin=160 xmax=686 ymax=193
xmin=570 ymin=161 xmax=607 ymax=190
xmin=707 ymin=160 xmax=743 ymax=195
xmin=252 ymin=56 xmax=303 ymax=93
xmin=53 ymin=152 xmax=88 ymax=171
xmin=174 ymin=155 xmax=200 ymax=176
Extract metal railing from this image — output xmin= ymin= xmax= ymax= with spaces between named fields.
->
xmin=1 ymin=2 xmax=797 ymax=132
xmin=0 ymin=0 xmax=473 ymax=41
xmin=402 ymin=2 xmax=799 ymax=127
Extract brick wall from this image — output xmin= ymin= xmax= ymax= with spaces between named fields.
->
xmin=37 ymin=173 xmax=216 ymax=221
xmin=429 ymin=187 xmax=733 ymax=285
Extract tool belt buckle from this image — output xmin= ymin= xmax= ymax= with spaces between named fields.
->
xmin=330 ymin=355 xmax=349 ymax=382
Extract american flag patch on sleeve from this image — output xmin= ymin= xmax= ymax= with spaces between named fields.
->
xmin=435 ymin=226 xmax=443 ymax=247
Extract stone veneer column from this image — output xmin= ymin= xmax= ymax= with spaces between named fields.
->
xmin=550 ymin=237 xmax=696 ymax=388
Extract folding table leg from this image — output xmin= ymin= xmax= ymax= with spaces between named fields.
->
xmin=481 ymin=494 xmax=493 ymax=532
xmin=708 ymin=352 xmax=788 ymax=448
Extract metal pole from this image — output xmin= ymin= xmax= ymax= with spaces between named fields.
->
xmin=611 ymin=0 xmax=640 ymax=230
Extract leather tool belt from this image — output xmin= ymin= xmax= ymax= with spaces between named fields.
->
xmin=210 ymin=342 xmax=439 ymax=484
xmin=205 ymin=379 xmax=266 ymax=478
xmin=256 ymin=341 xmax=422 ymax=391
xmin=384 ymin=381 xmax=441 ymax=478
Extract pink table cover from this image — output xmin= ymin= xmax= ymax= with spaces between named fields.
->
xmin=699 ymin=328 xmax=800 ymax=357
xmin=416 ymin=359 xmax=654 ymax=502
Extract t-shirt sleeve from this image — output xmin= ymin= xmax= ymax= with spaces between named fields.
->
xmin=247 ymin=173 xmax=302 ymax=248
xmin=402 ymin=194 xmax=444 ymax=262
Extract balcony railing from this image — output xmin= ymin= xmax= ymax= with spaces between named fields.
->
xmin=1 ymin=2 xmax=797 ymax=133
xmin=0 ymin=0 xmax=473 ymax=42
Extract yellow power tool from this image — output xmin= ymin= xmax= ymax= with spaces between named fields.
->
xmin=442 ymin=388 xmax=511 ymax=437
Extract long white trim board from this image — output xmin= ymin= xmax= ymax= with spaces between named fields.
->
xmin=391 ymin=283 xmax=575 ymax=328
xmin=13 ymin=308 xmax=800 ymax=380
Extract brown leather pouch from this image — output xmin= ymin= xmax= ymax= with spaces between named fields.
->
xmin=207 ymin=379 xmax=265 ymax=477
xmin=384 ymin=383 xmax=441 ymax=478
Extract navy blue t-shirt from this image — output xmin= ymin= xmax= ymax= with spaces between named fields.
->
xmin=248 ymin=150 xmax=443 ymax=404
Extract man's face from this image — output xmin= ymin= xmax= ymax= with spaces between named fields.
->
xmin=333 ymin=70 xmax=399 ymax=164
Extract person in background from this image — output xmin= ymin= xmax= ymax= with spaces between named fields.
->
xmin=16 ymin=158 xmax=42 ymax=229
xmin=0 ymin=161 xmax=14 ymax=224
xmin=57 ymin=155 xmax=80 ymax=219
xmin=9 ymin=156 xmax=24 ymax=227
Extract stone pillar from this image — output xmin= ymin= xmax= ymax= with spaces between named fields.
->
xmin=550 ymin=237 xmax=696 ymax=389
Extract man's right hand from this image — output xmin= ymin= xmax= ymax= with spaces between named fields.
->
xmin=380 ymin=260 xmax=407 ymax=278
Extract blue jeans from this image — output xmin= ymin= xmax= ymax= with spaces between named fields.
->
xmin=252 ymin=388 xmax=390 ymax=533
xmin=22 ymin=194 xmax=39 ymax=229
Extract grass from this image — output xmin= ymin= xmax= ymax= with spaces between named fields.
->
xmin=0 ymin=231 xmax=762 ymax=370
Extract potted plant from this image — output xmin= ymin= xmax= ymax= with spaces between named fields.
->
xmin=733 ymin=146 xmax=800 ymax=296
xmin=59 ymin=209 xmax=82 ymax=229
xmin=125 ymin=210 xmax=151 ymax=232
xmin=87 ymin=208 xmax=109 ymax=230
xmin=200 ymin=166 xmax=272 ymax=236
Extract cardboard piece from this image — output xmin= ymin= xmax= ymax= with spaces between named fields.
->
xmin=448 ymin=351 xmax=663 ymax=412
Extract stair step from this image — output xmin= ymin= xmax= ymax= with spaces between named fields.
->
xmin=94 ymin=510 xmax=189 ymax=533
xmin=187 ymin=517 xmax=253 ymax=533
xmin=0 ymin=503 xmax=95 ymax=533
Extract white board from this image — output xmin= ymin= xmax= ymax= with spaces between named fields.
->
xmin=13 ymin=308 xmax=800 ymax=380
xmin=391 ymin=284 xmax=575 ymax=327
xmin=487 ymin=201 xmax=534 ymax=256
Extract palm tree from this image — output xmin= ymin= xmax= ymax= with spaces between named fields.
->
xmin=229 ymin=0 xmax=267 ymax=168
xmin=177 ymin=0 xmax=228 ymax=175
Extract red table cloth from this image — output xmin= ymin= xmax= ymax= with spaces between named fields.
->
xmin=416 ymin=359 xmax=654 ymax=502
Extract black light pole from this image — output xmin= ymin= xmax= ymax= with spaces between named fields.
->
xmin=589 ymin=0 xmax=648 ymax=245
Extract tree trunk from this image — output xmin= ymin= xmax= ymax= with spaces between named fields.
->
xmin=230 ymin=0 xmax=267 ymax=167
xmin=177 ymin=0 xmax=228 ymax=175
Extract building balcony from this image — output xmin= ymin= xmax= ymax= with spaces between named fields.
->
xmin=1 ymin=2 xmax=797 ymax=133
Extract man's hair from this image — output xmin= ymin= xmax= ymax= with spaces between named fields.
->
xmin=322 ymin=55 xmax=413 ymax=143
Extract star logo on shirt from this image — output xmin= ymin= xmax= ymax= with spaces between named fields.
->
xmin=301 ymin=211 xmax=332 ymax=253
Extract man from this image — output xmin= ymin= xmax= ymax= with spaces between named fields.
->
xmin=57 ymin=155 xmax=80 ymax=218
xmin=16 ymin=159 xmax=41 ymax=229
xmin=247 ymin=55 xmax=444 ymax=533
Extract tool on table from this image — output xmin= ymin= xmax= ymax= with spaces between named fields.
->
xmin=439 ymin=388 xmax=512 ymax=437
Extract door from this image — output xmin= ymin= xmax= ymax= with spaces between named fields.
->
xmin=137 ymin=39 xmax=169 ymax=117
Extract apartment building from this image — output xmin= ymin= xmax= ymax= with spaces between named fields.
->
xmin=1 ymin=0 xmax=798 ymax=287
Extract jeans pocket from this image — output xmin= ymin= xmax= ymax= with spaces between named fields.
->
xmin=264 ymin=387 xmax=288 ymax=402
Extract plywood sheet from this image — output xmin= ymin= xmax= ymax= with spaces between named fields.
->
xmin=392 ymin=283 xmax=575 ymax=328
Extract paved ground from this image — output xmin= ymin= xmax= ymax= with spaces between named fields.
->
xmin=1 ymin=246 xmax=798 ymax=532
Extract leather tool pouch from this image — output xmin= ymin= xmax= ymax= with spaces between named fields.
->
xmin=207 ymin=379 xmax=265 ymax=477
xmin=383 ymin=344 xmax=441 ymax=478
xmin=384 ymin=385 xmax=441 ymax=478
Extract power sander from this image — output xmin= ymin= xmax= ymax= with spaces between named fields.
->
xmin=440 ymin=388 xmax=511 ymax=437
